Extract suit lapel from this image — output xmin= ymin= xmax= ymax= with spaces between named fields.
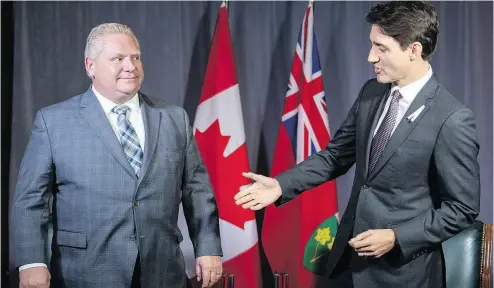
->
xmin=79 ymin=89 xmax=137 ymax=179
xmin=362 ymin=85 xmax=391 ymax=179
xmin=137 ymin=94 xmax=161 ymax=188
xmin=366 ymin=76 xmax=438 ymax=181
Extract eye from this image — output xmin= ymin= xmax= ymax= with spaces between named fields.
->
xmin=133 ymin=55 xmax=141 ymax=61
xmin=112 ymin=57 xmax=123 ymax=62
xmin=379 ymin=47 xmax=387 ymax=53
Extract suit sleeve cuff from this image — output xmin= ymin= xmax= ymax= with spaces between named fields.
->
xmin=273 ymin=174 xmax=293 ymax=207
xmin=194 ymin=236 xmax=223 ymax=258
xmin=391 ymin=220 xmax=423 ymax=262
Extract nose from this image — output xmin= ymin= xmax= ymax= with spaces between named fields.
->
xmin=368 ymin=48 xmax=378 ymax=63
xmin=123 ymin=57 xmax=137 ymax=72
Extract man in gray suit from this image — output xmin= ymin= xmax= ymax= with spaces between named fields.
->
xmin=234 ymin=2 xmax=480 ymax=287
xmin=11 ymin=23 xmax=222 ymax=288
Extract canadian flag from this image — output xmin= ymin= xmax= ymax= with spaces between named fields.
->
xmin=177 ymin=2 xmax=261 ymax=287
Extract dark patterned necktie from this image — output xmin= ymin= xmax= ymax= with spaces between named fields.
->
xmin=369 ymin=90 xmax=402 ymax=173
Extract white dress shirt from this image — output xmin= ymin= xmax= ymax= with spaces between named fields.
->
xmin=19 ymin=87 xmax=145 ymax=271
xmin=92 ymin=86 xmax=146 ymax=151
xmin=373 ymin=66 xmax=433 ymax=137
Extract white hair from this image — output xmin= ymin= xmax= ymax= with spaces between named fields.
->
xmin=84 ymin=23 xmax=140 ymax=59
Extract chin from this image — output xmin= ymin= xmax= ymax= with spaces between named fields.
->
xmin=118 ymin=85 xmax=140 ymax=95
xmin=376 ymin=74 xmax=392 ymax=83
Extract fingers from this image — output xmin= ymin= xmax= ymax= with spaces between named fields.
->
xmin=350 ymin=237 xmax=373 ymax=249
xmin=208 ymin=270 xmax=221 ymax=287
xmin=350 ymin=230 xmax=373 ymax=243
xmin=241 ymin=172 xmax=263 ymax=182
xmin=235 ymin=191 xmax=255 ymax=205
xmin=349 ymin=230 xmax=372 ymax=247
xmin=208 ymin=270 xmax=215 ymax=287
xmin=196 ymin=261 xmax=202 ymax=282
xmin=195 ymin=256 xmax=222 ymax=287
xmin=373 ymin=252 xmax=385 ymax=258
xmin=356 ymin=245 xmax=376 ymax=256
xmin=210 ymin=261 xmax=222 ymax=287
xmin=360 ymin=248 xmax=382 ymax=258
xmin=201 ymin=267 xmax=211 ymax=288
xmin=355 ymin=244 xmax=375 ymax=253
xmin=355 ymin=245 xmax=388 ymax=258
xmin=348 ymin=230 xmax=394 ymax=258
xmin=234 ymin=185 xmax=257 ymax=203
xmin=242 ymin=172 xmax=276 ymax=188
xmin=241 ymin=197 xmax=258 ymax=209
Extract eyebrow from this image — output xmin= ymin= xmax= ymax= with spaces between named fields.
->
xmin=371 ymin=41 xmax=388 ymax=49
xmin=111 ymin=52 xmax=141 ymax=57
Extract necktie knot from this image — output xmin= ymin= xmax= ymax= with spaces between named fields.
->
xmin=391 ymin=90 xmax=403 ymax=102
xmin=112 ymin=105 xmax=130 ymax=116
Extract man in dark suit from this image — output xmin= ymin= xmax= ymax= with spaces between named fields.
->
xmin=234 ymin=2 xmax=480 ymax=287
xmin=11 ymin=23 xmax=222 ymax=288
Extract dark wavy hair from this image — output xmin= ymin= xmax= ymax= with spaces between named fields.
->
xmin=366 ymin=1 xmax=439 ymax=61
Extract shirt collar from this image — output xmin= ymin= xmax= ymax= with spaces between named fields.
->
xmin=92 ymin=85 xmax=140 ymax=116
xmin=390 ymin=65 xmax=433 ymax=105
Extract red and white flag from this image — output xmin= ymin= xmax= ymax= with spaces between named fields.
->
xmin=178 ymin=2 xmax=261 ymax=287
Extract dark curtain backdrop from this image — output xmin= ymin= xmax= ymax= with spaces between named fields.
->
xmin=2 ymin=1 xmax=492 ymax=287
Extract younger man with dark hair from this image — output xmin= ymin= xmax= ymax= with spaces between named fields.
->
xmin=234 ymin=2 xmax=480 ymax=287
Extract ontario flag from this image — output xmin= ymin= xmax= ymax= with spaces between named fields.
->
xmin=177 ymin=2 xmax=261 ymax=287
xmin=261 ymin=2 xmax=339 ymax=287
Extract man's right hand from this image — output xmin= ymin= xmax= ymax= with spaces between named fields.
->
xmin=19 ymin=267 xmax=50 ymax=288
xmin=234 ymin=172 xmax=282 ymax=210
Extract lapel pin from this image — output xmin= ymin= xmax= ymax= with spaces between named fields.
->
xmin=406 ymin=105 xmax=425 ymax=123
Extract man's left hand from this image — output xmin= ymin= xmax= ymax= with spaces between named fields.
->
xmin=195 ymin=256 xmax=222 ymax=287
xmin=348 ymin=229 xmax=396 ymax=258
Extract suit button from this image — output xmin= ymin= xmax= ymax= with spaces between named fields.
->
xmin=362 ymin=184 xmax=369 ymax=189
xmin=134 ymin=201 xmax=139 ymax=207
xmin=130 ymin=235 xmax=136 ymax=241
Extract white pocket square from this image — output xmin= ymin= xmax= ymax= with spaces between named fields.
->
xmin=406 ymin=105 xmax=425 ymax=122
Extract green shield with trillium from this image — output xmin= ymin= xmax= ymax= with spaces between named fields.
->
xmin=302 ymin=215 xmax=339 ymax=274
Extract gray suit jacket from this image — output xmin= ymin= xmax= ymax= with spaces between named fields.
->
xmin=11 ymin=89 xmax=222 ymax=287
xmin=274 ymin=76 xmax=480 ymax=288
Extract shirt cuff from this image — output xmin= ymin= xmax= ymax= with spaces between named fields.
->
xmin=19 ymin=263 xmax=47 ymax=271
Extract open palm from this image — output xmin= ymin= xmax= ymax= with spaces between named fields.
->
xmin=234 ymin=172 xmax=282 ymax=210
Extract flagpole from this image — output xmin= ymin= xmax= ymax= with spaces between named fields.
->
xmin=309 ymin=0 xmax=314 ymax=8
xmin=223 ymin=0 xmax=228 ymax=8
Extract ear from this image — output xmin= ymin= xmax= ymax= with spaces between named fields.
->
xmin=409 ymin=41 xmax=423 ymax=61
xmin=84 ymin=56 xmax=95 ymax=78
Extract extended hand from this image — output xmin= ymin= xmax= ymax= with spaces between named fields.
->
xmin=348 ymin=229 xmax=396 ymax=258
xmin=234 ymin=172 xmax=282 ymax=210
xmin=195 ymin=256 xmax=222 ymax=288
xmin=19 ymin=267 xmax=51 ymax=288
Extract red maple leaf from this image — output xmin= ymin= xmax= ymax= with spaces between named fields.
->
xmin=195 ymin=119 xmax=255 ymax=229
